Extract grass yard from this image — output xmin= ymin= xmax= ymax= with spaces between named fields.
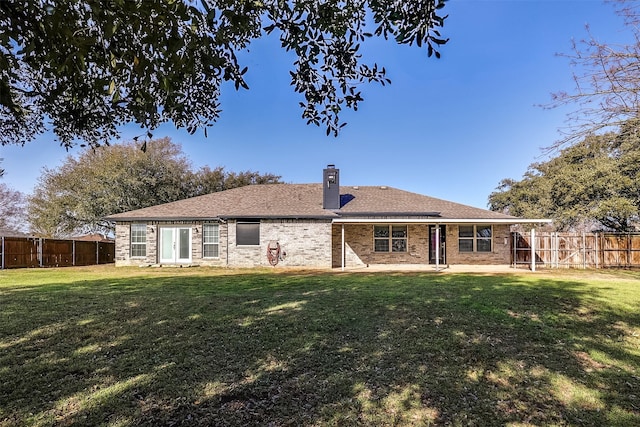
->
xmin=0 ymin=266 xmax=639 ymax=426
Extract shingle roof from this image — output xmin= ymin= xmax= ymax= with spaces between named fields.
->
xmin=105 ymin=183 xmax=520 ymax=221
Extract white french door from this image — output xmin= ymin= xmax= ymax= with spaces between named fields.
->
xmin=159 ymin=227 xmax=192 ymax=264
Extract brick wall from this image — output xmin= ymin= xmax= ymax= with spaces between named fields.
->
xmin=115 ymin=221 xmax=512 ymax=268
xmin=445 ymin=224 xmax=511 ymax=265
xmin=331 ymin=223 xmax=511 ymax=267
xmin=331 ymin=224 xmax=431 ymax=267
xmin=115 ymin=219 xmax=332 ymax=267
xmin=227 ymin=219 xmax=332 ymax=267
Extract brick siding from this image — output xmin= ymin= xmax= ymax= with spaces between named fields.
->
xmin=115 ymin=221 xmax=511 ymax=268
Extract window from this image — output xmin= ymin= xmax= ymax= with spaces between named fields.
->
xmin=237 ymin=220 xmax=260 ymax=245
xmin=374 ymin=225 xmax=407 ymax=252
xmin=130 ymin=224 xmax=147 ymax=257
xmin=203 ymin=224 xmax=220 ymax=258
xmin=459 ymin=225 xmax=492 ymax=252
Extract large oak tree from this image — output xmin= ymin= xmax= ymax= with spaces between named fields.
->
xmin=1 ymin=0 xmax=447 ymax=148
xmin=27 ymin=137 xmax=281 ymax=237
xmin=489 ymin=122 xmax=640 ymax=232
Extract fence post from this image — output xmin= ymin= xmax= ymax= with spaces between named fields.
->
xmin=72 ymin=240 xmax=76 ymax=266
xmin=96 ymin=241 xmax=99 ymax=265
xmin=531 ymin=228 xmax=536 ymax=272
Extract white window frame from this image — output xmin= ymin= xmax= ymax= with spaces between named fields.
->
xmin=203 ymin=223 xmax=220 ymax=258
xmin=130 ymin=223 xmax=147 ymax=258
xmin=458 ymin=225 xmax=492 ymax=253
xmin=374 ymin=225 xmax=408 ymax=253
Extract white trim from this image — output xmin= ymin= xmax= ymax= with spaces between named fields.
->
xmin=332 ymin=218 xmax=551 ymax=224
xmin=341 ymin=224 xmax=345 ymax=272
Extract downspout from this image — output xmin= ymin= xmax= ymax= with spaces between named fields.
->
xmin=226 ymin=221 xmax=229 ymax=267
xmin=341 ymin=223 xmax=345 ymax=271
xmin=1 ymin=236 xmax=4 ymax=270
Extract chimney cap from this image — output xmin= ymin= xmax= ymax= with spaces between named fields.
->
xmin=326 ymin=164 xmax=335 ymax=168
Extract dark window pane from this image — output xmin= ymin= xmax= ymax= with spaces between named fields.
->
xmin=477 ymin=238 xmax=492 ymax=252
xmin=392 ymin=238 xmax=407 ymax=252
xmin=477 ymin=225 xmax=492 ymax=238
xmin=374 ymin=226 xmax=389 ymax=238
xmin=237 ymin=222 xmax=260 ymax=245
xmin=459 ymin=225 xmax=474 ymax=238
xmin=459 ymin=239 xmax=473 ymax=252
xmin=374 ymin=239 xmax=389 ymax=252
xmin=392 ymin=226 xmax=407 ymax=238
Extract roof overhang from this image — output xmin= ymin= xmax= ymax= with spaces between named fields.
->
xmin=332 ymin=218 xmax=552 ymax=224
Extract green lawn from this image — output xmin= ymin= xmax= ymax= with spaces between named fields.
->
xmin=1 ymin=266 xmax=639 ymax=426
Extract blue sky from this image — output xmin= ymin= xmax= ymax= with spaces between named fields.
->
xmin=0 ymin=0 xmax=630 ymax=209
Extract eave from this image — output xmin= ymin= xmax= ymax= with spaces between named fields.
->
xmin=332 ymin=218 xmax=552 ymax=224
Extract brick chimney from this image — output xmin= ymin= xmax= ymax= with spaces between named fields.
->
xmin=323 ymin=165 xmax=340 ymax=209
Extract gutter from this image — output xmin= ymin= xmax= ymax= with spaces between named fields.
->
xmin=332 ymin=218 xmax=552 ymax=224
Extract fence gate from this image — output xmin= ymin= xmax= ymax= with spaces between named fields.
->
xmin=512 ymin=231 xmax=640 ymax=269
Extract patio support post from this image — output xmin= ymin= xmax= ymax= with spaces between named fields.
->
xmin=39 ymin=238 xmax=43 ymax=267
xmin=341 ymin=224 xmax=345 ymax=271
xmin=435 ymin=224 xmax=440 ymax=271
xmin=530 ymin=228 xmax=536 ymax=272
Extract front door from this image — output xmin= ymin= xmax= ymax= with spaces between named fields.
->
xmin=429 ymin=225 xmax=446 ymax=264
xmin=159 ymin=227 xmax=192 ymax=264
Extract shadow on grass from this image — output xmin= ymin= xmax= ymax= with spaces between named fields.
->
xmin=1 ymin=271 xmax=639 ymax=426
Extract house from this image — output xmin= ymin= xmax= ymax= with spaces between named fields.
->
xmin=106 ymin=165 xmax=550 ymax=269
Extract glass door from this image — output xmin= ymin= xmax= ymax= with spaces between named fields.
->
xmin=429 ymin=225 xmax=446 ymax=264
xmin=159 ymin=227 xmax=192 ymax=264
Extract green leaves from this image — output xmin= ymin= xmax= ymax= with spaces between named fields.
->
xmin=489 ymin=126 xmax=640 ymax=232
xmin=26 ymin=137 xmax=282 ymax=236
xmin=0 ymin=0 xmax=447 ymax=147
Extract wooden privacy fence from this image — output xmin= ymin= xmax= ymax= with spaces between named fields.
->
xmin=0 ymin=237 xmax=115 ymax=269
xmin=512 ymin=231 xmax=640 ymax=269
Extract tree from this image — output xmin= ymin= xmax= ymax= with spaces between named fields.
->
xmin=1 ymin=0 xmax=447 ymax=148
xmin=548 ymin=0 xmax=640 ymax=148
xmin=27 ymin=137 xmax=281 ymax=237
xmin=188 ymin=166 xmax=281 ymax=196
xmin=0 ymin=183 xmax=27 ymax=234
xmin=489 ymin=126 xmax=640 ymax=231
